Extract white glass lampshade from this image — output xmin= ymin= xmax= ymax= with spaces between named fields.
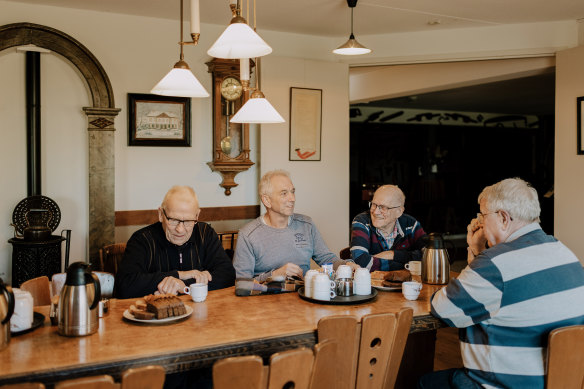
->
xmin=333 ymin=34 xmax=371 ymax=55
xmin=208 ymin=22 xmax=272 ymax=59
xmin=151 ymin=66 xmax=209 ymax=98
xmin=230 ymin=92 xmax=284 ymax=124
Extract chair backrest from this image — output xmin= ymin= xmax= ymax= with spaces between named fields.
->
xmin=268 ymin=347 xmax=314 ymax=389
xmin=309 ymin=340 xmax=338 ymax=389
xmin=213 ymin=355 xmax=265 ymax=389
xmin=317 ymin=315 xmax=360 ymax=389
xmin=339 ymin=247 xmax=351 ymax=260
xmin=217 ymin=231 xmax=238 ymax=260
xmin=54 ymin=375 xmax=118 ymax=389
xmin=98 ymin=243 xmax=127 ymax=275
xmin=20 ymin=276 xmax=52 ymax=306
xmin=51 ymin=271 xmax=114 ymax=298
xmin=546 ymin=325 xmax=584 ymax=389
xmin=0 ymin=383 xmax=46 ymax=389
xmin=121 ymin=365 xmax=165 ymax=389
xmin=356 ymin=309 xmax=413 ymax=389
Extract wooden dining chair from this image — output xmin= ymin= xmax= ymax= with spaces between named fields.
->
xmin=213 ymin=355 xmax=265 ymax=389
xmin=54 ymin=375 xmax=118 ymax=389
xmin=98 ymin=243 xmax=127 ymax=275
xmin=121 ymin=365 xmax=165 ymax=389
xmin=0 ymin=383 xmax=45 ymax=389
xmin=316 ymin=315 xmax=360 ymax=389
xmin=20 ymin=276 xmax=51 ymax=306
xmin=267 ymin=347 xmax=315 ymax=389
xmin=546 ymin=324 xmax=584 ymax=389
xmin=308 ymin=339 xmax=338 ymax=389
xmin=339 ymin=247 xmax=351 ymax=260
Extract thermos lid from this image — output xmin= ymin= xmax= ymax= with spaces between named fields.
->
xmin=426 ymin=232 xmax=445 ymax=249
xmin=65 ymin=262 xmax=91 ymax=286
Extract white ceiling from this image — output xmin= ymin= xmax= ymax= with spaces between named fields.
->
xmin=8 ymin=0 xmax=584 ymax=38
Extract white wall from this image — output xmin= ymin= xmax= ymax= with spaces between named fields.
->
xmin=261 ymin=56 xmax=350 ymax=254
xmin=555 ymin=44 xmax=584 ymax=264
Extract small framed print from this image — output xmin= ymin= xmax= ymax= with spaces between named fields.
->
xmin=289 ymin=87 xmax=322 ymax=161
xmin=128 ymin=93 xmax=191 ymax=147
xmin=578 ymin=96 xmax=584 ymax=155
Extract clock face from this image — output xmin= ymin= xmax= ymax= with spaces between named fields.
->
xmin=220 ymin=76 xmax=243 ymax=101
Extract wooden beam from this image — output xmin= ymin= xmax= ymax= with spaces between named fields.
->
xmin=115 ymin=205 xmax=260 ymax=226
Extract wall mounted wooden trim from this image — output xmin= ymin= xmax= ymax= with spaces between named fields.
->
xmin=115 ymin=205 xmax=261 ymax=226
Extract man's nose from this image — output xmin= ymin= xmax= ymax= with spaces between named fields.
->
xmin=175 ymin=222 xmax=186 ymax=232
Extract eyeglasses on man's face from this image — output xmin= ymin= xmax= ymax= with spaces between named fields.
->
xmin=369 ymin=201 xmax=401 ymax=214
xmin=162 ymin=208 xmax=197 ymax=228
xmin=476 ymin=211 xmax=498 ymax=224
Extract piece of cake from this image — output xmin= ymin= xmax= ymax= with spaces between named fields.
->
xmin=144 ymin=294 xmax=187 ymax=319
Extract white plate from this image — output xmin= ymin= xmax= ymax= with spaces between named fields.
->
xmin=123 ymin=305 xmax=193 ymax=324
xmin=371 ymin=280 xmax=402 ymax=292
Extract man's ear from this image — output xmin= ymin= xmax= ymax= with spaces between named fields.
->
xmin=195 ymin=209 xmax=201 ymax=220
xmin=396 ymin=206 xmax=405 ymax=219
xmin=499 ymin=210 xmax=512 ymax=227
xmin=260 ymin=194 xmax=271 ymax=209
xmin=158 ymin=207 xmax=164 ymax=223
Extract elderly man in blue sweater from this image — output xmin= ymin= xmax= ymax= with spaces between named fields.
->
xmin=420 ymin=178 xmax=584 ymax=388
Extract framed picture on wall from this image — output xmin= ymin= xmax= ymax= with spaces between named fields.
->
xmin=578 ymin=96 xmax=584 ymax=155
xmin=289 ymin=87 xmax=322 ymax=161
xmin=128 ymin=93 xmax=191 ymax=147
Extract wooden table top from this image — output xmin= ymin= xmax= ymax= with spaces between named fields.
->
xmin=0 ymin=282 xmax=447 ymax=385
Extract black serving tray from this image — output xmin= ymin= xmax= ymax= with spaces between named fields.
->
xmin=298 ymin=286 xmax=377 ymax=305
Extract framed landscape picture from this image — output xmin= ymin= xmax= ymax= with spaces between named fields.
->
xmin=128 ymin=93 xmax=191 ymax=147
xmin=289 ymin=87 xmax=322 ymax=161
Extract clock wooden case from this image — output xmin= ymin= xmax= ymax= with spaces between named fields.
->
xmin=206 ymin=58 xmax=254 ymax=195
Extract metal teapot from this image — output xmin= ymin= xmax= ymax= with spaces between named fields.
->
xmin=0 ymin=278 xmax=15 ymax=350
xmin=23 ymin=209 xmax=53 ymax=241
xmin=58 ymin=262 xmax=101 ymax=337
xmin=421 ymin=233 xmax=451 ymax=285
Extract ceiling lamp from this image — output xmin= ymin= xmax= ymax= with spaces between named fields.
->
xmin=207 ymin=0 xmax=272 ymax=59
xmin=151 ymin=0 xmax=209 ymax=97
xmin=231 ymin=57 xmax=284 ymax=123
xmin=333 ymin=0 xmax=371 ymax=56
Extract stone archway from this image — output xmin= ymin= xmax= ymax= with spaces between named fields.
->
xmin=0 ymin=22 xmax=120 ymax=265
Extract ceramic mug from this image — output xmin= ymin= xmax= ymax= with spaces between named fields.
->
xmin=184 ymin=283 xmax=208 ymax=302
xmin=353 ymin=268 xmax=371 ymax=295
xmin=304 ymin=270 xmax=320 ymax=298
xmin=10 ymin=288 xmax=33 ymax=332
xmin=313 ymin=273 xmax=336 ymax=301
xmin=335 ymin=265 xmax=352 ymax=280
xmin=402 ymin=281 xmax=423 ymax=300
xmin=405 ymin=261 xmax=422 ymax=276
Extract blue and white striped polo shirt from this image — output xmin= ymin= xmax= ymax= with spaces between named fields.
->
xmin=431 ymin=223 xmax=584 ymax=388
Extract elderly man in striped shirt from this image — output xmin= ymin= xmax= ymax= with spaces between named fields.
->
xmin=420 ymin=178 xmax=584 ymax=388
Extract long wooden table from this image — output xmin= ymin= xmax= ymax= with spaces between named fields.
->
xmin=0 ymin=283 xmax=447 ymax=387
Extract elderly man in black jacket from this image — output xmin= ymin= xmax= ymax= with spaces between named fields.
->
xmin=115 ymin=185 xmax=235 ymax=299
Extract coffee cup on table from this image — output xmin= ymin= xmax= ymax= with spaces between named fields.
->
xmin=405 ymin=261 xmax=422 ymax=276
xmin=183 ymin=283 xmax=208 ymax=302
xmin=304 ymin=270 xmax=319 ymax=298
xmin=353 ymin=268 xmax=371 ymax=295
xmin=313 ymin=273 xmax=336 ymax=301
xmin=335 ymin=265 xmax=352 ymax=280
xmin=10 ymin=288 xmax=33 ymax=332
xmin=402 ymin=281 xmax=423 ymax=300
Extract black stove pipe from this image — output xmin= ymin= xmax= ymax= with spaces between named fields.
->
xmin=26 ymin=51 xmax=41 ymax=196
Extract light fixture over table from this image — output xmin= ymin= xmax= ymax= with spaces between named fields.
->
xmin=333 ymin=0 xmax=371 ymax=55
xmin=151 ymin=0 xmax=209 ymax=97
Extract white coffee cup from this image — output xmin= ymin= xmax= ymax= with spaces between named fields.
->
xmin=10 ymin=288 xmax=33 ymax=332
xmin=353 ymin=268 xmax=371 ymax=295
xmin=402 ymin=281 xmax=423 ymax=300
xmin=335 ymin=265 xmax=352 ymax=280
xmin=183 ymin=283 xmax=208 ymax=302
xmin=405 ymin=261 xmax=422 ymax=276
xmin=304 ymin=270 xmax=319 ymax=298
xmin=313 ymin=273 xmax=336 ymax=301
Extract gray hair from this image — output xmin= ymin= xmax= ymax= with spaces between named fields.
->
xmin=161 ymin=185 xmax=198 ymax=209
xmin=478 ymin=178 xmax=540 ymax=223
xmin=259 ymin=170 xmax=291 ymax=198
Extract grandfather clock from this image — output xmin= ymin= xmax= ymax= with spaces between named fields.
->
xmin=206 ymin=58 xmax=254 ymax=195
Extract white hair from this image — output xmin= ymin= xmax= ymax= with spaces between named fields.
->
xmin=478 ymin=178 xmax=540 ymax=223
xmin=259 ymin=170 xmax=291 ymax=198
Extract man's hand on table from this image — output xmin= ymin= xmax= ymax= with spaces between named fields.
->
xmin=373 ymin=250 xmax=394 ymax=260
xmin=157 ymin=276 xmax=187 ymax=295
xmin=273 ymin=263 xmax=303 ymax=279
xmin=178 ymin=270 xmax=212 ymax=284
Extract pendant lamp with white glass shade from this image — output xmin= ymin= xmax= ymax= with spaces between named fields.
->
xmin=231 ymin=57 xmax=284 ymax=124
xmin=207 ymin=0 xmax=272 ymax=59
xmin=151 ymin=0 xmax=209 ymax=97
xmin=333 ymin=0 xmax=371 ymax=55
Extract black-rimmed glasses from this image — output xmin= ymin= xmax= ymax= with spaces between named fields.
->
xmin=162 ymin=208 xmax=197 ymax=228
xmin=369 ymin=201 xmax=402 ymax=213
